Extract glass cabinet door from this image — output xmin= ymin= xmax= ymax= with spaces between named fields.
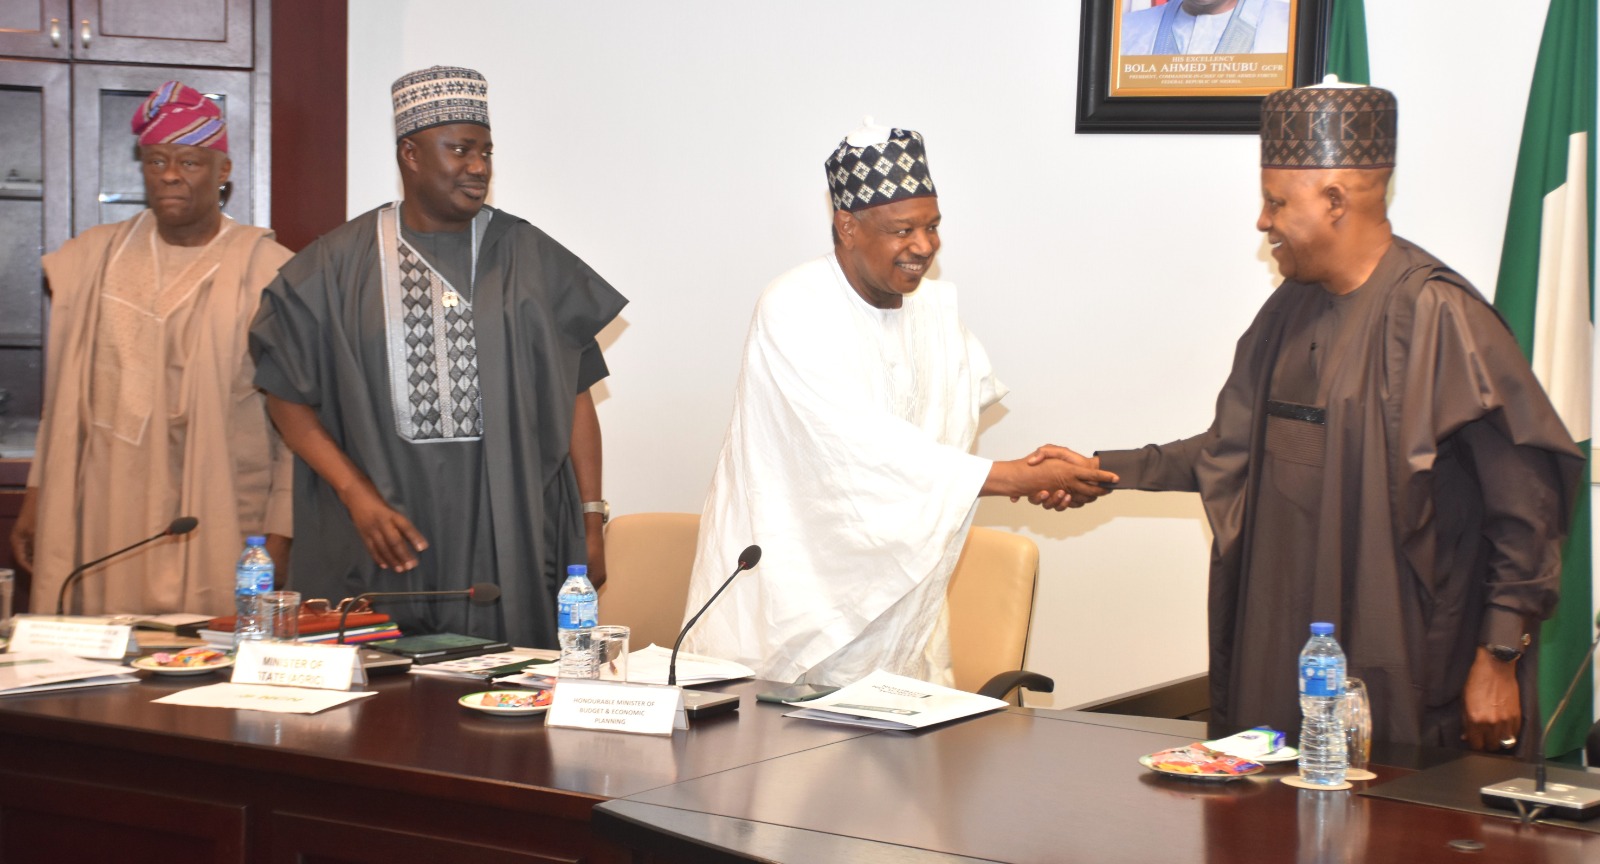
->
xmin=71 ymin=64 xmax=252 ymax=235
xmin=0 ymin=59 xmax=69 ymax=458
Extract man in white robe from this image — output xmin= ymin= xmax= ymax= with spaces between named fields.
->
xmin=682 ymin=124 xmax=1117 ymax=686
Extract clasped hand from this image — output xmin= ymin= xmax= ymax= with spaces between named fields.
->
xmin=1012 ymin=444 xmax=1118 ymax=511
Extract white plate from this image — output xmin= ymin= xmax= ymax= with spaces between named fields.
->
xmin=1139 ymin=751 xmax=1265 ymax=781
xmin=459 ymin=690 xmax=554 ymax=715
xmin=132 ymin=655 xmax=234 ymax=676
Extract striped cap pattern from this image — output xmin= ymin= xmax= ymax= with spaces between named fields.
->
xmin=132 ymin=81 xmax=228 ymax=153
xmin=392 ymin=66 xmax=490 ymax=141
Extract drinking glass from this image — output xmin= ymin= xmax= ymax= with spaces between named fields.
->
xmin=1341 ymin=677 xmax=1374 ymax=780
xmin=592 ymin=625 xmax=629 ymax=682
xmin=261 ymin=591 xmax=302 ymax=642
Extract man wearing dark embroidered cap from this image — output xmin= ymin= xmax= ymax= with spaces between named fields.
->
xmin=681 ymin=120 xmax=1116 ymax=687
xmin=250 ymin=66 xmax=626 ymax=647
xmin=14 ymin=81 xmax=295 ymax=616
xmin=1073 ymin=81 xmax=1582 ymax=753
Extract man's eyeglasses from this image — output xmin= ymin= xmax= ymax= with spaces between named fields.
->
xmin=300 ymin=597 xmax=374 ymax=616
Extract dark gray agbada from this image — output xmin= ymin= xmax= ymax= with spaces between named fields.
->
xmin=249 ymin=204 xmax=626 ymax=647
xmin=1099 ymin=237 xmax=1581 ymax=748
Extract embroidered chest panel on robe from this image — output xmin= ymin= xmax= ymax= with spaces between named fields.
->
xmin=379 ymin=204 xmax=485 ymax=443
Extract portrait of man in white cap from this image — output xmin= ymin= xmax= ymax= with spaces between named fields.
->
xmin=1120 ymin=0 xmax=1292 ymax=57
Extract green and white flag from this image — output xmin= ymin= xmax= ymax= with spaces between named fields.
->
xmin=1492 ymin=0 xmax=1596 ymax=757
xmin=1325 ymin=0 xmax=1369 ymax=85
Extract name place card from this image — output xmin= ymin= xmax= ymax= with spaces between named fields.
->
xmin=545 ymin=680 xmax=688 ymax=735
xmin=9 ymin=616 xmax=137 ymax=660
xmin=232 ymin=641 xmax=364 ymax=690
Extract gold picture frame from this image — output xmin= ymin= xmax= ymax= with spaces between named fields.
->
xmin=1077 ymin=0 xmax=1331 ymax=134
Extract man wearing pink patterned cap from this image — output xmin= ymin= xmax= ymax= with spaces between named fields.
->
xmin=12 ymin=81 xmax=295 ymax=617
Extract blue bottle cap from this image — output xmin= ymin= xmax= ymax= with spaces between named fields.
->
xmin=1310 ymin=622 xmax=1334 ymax=635
xmin=246 ymin=535 xmax=266 ymax=546
xmin=566 ymin=564 xmax=588 ymax=577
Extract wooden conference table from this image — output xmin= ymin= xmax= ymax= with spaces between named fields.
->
xmin=0 ymin=669 xmax=1594 ymax=864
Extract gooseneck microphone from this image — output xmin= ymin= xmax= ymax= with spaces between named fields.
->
xmin=1480 ymin=609 xmax=1600 ymax=822
xmin=669 ymin=544 xmax=761 ymax=687
xmin=335 ymin=582 xmax=502 ymax=644
xmin=56 ymin=516 xmax=200 ymax=615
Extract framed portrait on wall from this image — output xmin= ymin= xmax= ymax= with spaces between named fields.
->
xmin=1076 ymin=0 xmax=1331 ymax=134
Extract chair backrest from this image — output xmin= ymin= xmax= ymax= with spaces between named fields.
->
xmin=945 ymin=526 xmax=1041 ymax=694
xmin=598 ymin=513 xmax=701 ymax=651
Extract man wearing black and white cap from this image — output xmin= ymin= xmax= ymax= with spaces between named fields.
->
xmin=1069 ymin=81 xmax=1582 ymax=753
xmin=250 ymin=66 xmax=627 ymax=647
xmin=682 ymin=121 xmax=1116 ymax=687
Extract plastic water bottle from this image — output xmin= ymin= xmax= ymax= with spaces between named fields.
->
xmin=1298 ymin=621 xmax=1348 ymax=786
xmin=233 ymin=535 xmax=274 ymax=649
xmin=556 ymin=564 xmax=598 ymax=679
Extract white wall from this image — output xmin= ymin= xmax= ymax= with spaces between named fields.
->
xmin=347 ymin=1 xmax=1550 ymax=708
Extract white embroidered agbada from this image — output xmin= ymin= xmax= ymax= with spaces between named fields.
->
xmin=682 ymin=254 xmax=1004 ymax=686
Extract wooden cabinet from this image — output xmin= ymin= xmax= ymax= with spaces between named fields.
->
xmin=0 ymin=1 xmax=265 ymax=548
xmin=0 ymin=59 xmax=67 ymax=469
xmin=0 ymin=0 xmax=73 ymax=58
xmin=0 ymin=0 xmax=254 ymax=67
xmin=0 ymin=769 xmax=248 ymax=863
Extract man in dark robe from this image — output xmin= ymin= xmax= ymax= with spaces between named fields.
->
xmin=1048 ymin=84 xmax=1582 ymax=753
xmin=249 ymin=66 xmax=626 ymax=647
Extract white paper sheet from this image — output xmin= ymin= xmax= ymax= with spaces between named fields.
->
xmin=0 ymin=652 xmax=137 ymax=695
xmin=152 ymin=683 xmax=377 ymax=714
xmin=622 ymin=644 xmax=754 ymax=686
xmin=785 ymin=669 xmax=1007 ymax=730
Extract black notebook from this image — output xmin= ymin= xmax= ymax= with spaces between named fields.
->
xmin=365 ymin=633 xmax=511 ymax=663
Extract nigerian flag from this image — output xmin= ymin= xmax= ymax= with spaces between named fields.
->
xmin=1325 ymin=0 xmax=1369 ymax=85
xmin=1492 ymin=0 xmax=1596 ymax=758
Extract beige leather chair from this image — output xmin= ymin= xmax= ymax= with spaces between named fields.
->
xmin=946 ymin=526 xmax=1052 ymax=702
xmin=601 ymin=515 xmax=1050 ymax=701
xmin=598 ymin=513 xmax=701 ymax=650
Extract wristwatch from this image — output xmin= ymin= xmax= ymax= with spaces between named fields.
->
xmin=1485 ymin=633 xmax=1531 ymax=663
xmin=582 ymin=500 xmax=609 ymax=524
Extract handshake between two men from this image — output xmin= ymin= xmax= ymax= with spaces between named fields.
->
xmin=983 ymin=444 xmax=1117 ymax=511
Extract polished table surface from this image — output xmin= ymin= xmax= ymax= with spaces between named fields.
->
xmin=0 ymin=668 xmax=872 ymax=862
xmin=1 ymin=666 xmax=1597 ymax=863
xmin=595 ymin=708 xmax=1600 ymax=864
xmin=0 ymin=668 xmax=871 ymax=811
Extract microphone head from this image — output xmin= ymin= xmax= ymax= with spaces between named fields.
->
xmin=468 ymin=583 xmax=502 ymax=605
xmin=738 ymin=544 xmax=762 ymax=570
xmin=168 ymin=516 xmax=199 ymax=536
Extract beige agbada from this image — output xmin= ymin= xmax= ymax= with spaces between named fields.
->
xmin=30 ymin=211 xmax=293 ymax=616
